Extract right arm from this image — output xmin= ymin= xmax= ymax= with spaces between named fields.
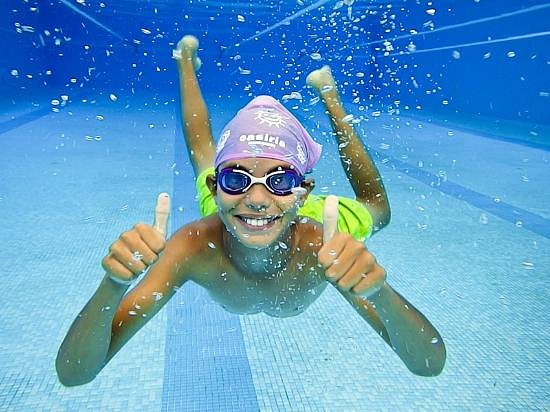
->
xmin=56 ymin=193 xmax=186 ymax=386
xmin=55 ymin=245 xmax=186 ymax=386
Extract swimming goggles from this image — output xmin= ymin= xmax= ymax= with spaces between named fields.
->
xmin=216 ymin=167 xmax=304 ymax=196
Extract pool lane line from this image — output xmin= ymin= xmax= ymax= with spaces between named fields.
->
xmin=399 ymin=113 xmax=550 ymax=152
xmin=0 ymin=93 xmax=89 ymax=136
xmin=0 ymin=106 xmax=53 ymax=135
xmin=161 ymin=107 xmax=259 ymax=411
xmin=371 ymin=149 xmax=550 ymax=239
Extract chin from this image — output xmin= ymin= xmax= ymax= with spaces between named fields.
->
xmin=236 ymin=230 xmax=280 ymax=250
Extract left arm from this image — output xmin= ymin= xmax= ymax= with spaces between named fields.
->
xmin=318 ymin=200 xmax=445 ymax=376
xmin=338 ymin=283 xmax=446 ymax=376
xmin=307 ymin=66 xmax=390 ymax=232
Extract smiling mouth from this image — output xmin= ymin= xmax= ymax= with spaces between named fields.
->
xmin=236 ymin=215 xmax=281 ymax=230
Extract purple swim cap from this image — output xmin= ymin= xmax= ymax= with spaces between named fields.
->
xmin=214 ymin=95 xmax=322 ymax=175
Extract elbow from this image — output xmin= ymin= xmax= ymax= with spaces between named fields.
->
xmin=408 ymin=343 xmax=446 ymax=377
xmin=408 ymin=361 xmax=445 ymax=377
xmin=56 ymin=368 xmax=97 ymax=387
xmin=57 ymin=376 xmax=94 ymax=388
xmin=55 ymin=357 xmax=99 ymax=387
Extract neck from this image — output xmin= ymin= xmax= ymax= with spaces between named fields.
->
xmin=223 ymin=225 xmax=295 ymax=278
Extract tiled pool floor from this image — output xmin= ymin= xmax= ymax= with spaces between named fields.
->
xmin=0 ymin=95 xmax=548 ymax=411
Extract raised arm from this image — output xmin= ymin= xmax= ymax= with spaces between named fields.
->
xmin=174 ymin=35 xmax=215 ymax=177
xmin=306 ymin=66 xmax=390 ymax=232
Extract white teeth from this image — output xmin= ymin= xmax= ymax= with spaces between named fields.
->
xmin=242 ymin=217 xmax=273 ymax=227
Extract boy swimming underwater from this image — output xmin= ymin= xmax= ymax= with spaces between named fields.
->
xmin=56 ymin=35 xmax=445 ymax=386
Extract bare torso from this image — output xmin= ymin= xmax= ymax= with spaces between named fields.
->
xmin=171 ymin=215 xmax=328 ymax=317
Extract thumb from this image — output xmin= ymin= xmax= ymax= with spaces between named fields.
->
xmin=323 ymin=195 xmax=339 ymax=244
xmin=153 ymin=192 xmax=171 ymax=238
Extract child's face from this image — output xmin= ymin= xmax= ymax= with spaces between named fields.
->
xmin=214 ymin=158 xmax=305 ymax=250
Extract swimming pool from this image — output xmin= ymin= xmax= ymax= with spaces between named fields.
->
xmin=1 ymin=0 xmax=549 ymax=411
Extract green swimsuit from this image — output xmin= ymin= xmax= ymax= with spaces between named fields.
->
xmin=196 ymin=167 xmax=373 ymax=241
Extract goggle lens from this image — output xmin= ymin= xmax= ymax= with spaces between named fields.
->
xmin=217 ymin=168 xmax=303 ymax=196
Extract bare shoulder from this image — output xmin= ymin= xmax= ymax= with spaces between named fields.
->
xmin=169 ymin=214 xmax=223 ymax=250
xmin=164 ymin=214 xmax=225 ymax=281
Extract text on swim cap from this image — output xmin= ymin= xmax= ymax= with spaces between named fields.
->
xmin=239 ymin=133 xmax=286 ymax=148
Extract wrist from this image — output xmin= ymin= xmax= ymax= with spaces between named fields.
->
xmin=364 ymin=281 xmax=389 ymax=306
xmin=104 ymin=273 xmax=133 ymax=288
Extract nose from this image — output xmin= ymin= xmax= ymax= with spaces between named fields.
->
xmin=244 ymin=183 xmax=271 ymax=211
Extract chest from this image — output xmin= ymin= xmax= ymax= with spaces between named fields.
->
xmin=194 ymin=264 xmax=327 ymax=317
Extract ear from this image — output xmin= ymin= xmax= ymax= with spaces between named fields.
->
xmin=206 ymin=174 xmax=217 ymax=196
xmin=300 ymin=178 xmax=315 ymax=200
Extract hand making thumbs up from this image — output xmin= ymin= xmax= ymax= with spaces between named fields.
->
xmin=318 ymin=195 xmax=387 ymax=298
xmin=102 ymin=193 xmax=171 ymax=286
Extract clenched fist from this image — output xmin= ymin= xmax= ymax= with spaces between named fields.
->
xmin=102 ymin=193 xmax=171 ymax=285
xmin=319 ymin=195 xmax=386 ymax=297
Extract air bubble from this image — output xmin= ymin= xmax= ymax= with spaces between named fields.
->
xmin=521 ymin=261 xmax=534 ymax=270
xmin=342 ymin=114 xmax=354 ymax=123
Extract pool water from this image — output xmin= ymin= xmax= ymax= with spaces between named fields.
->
xmin=1 ymin=0 xmax=549 ymax=410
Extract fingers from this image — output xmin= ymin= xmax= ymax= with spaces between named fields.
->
xmin=318 ymin=232 xmax=386 ymax=297
xmin=105 ymin=225 xmax=159 ymax=276
xmin=153 ymin=192 xmax=171 ymax=238
xmin=350 ymin=265 xmax=386 ymax=296
xmin=104 ymin=193 xmax=171 ymax=285
xmin=323 ymin=195 xmax=339 ymax=244
xmin=319 ymin=233 xmax=367 ymax=282
xmin=102 ymin=257 xmax=134 ymax=284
